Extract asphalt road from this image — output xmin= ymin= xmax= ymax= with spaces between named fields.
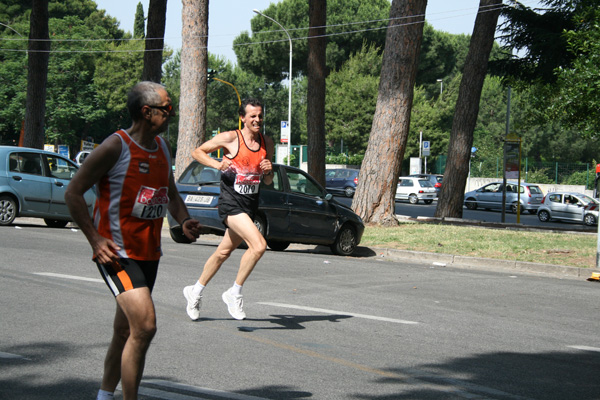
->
xmin=2 ymin=221 xmax=600 ymax=399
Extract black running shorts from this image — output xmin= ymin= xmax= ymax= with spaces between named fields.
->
xmin=218 ymin=182 xmax=259 ymax=224
xmin=96 ymin=258 xmax=159 ymax=297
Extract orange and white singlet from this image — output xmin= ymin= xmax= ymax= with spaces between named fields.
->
xmin=93 ymin=129 xmax=171 ymax=261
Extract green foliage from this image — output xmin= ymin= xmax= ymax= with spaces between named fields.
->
xmin=0 ymin=0 xmax=134 ymax=150
xmin=525 ymin=168 xmax=554 ymax=184
xmin=234 ymin=0 xmax=390 ymax=82
xmin=325 ymin=43 xmax=380 ymax=154
xmin=550 ymin=6 xmax=600 ymax=137
xmin=134 ymin=2 xmax=145 ymax=38
xmin=564 ymin=169 xmax=590 ymax=187
xmin=325 ymin=153 xmax=364 ymax=165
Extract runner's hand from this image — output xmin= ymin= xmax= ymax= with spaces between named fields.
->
xmin=219 ymin=159 xmax=232 ymax=171
xmin=92 ymin=237 xmax=121 ymax=265
xmin=259 ymin=158 xmax=272 ymax=175
xmin=183 ymin=219 xmax=202 ymax=242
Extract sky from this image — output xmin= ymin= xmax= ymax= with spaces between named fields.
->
xmin=94 ymin=0 xmax=543 ymax=65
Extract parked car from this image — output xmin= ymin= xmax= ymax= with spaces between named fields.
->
xmin=167 ymin=161 xmax=365 ymax=256
xmin=395 ymin=176 xmax=436 ymax=204
xmin=537 ymin=192 xmax=599 ymax=226
xmin=325 ymin=168 xmax=359 ymax=198
xmin=464 ymin=182 xmax=544 ymax=214
xmin=409 ymin=173 xmax=443 ymax=196
xmin=74 ymin=150 xmax=91 ymax=166
xmin=0 ymin=146 xmax=96 ymax=227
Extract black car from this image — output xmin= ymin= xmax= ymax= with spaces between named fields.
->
xmin=168 ymin=161 xmax=365 ymax=256
xmin=325 ymin=168 xmax=359 ymax=197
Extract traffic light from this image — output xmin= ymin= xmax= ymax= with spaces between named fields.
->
xmin=207 ymin=68 xmax=215 ymax=83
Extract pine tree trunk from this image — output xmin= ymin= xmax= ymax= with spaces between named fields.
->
xmin=142 ymin=0 xmax=167 ymax=83
xmin=176 ymin=0 xmax=209 ymax=179
xmin=434 ymin=0 xmax=502 ymax=218
xmin=23 ymin=0 xmax=49 ymax=149
xmin=307 ymin=0 xmax=327 ymax=186
xmin=352 ymin=0 xmax=427 ymax=226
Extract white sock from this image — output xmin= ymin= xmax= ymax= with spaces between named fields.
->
xmin=230 ymin=283 xmax=243 ymax=296
xmin=192 ymin=281 xmax=205 ymax=297
xmin=97 ymin=389 xmax=114 ymax=400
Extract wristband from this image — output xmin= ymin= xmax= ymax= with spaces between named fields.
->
xmin=181 ymin=217 xmax=192 ymax=226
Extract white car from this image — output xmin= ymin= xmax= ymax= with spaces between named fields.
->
xmin=395 ymin=176 xmax=436 ymax=204
xmin=74 ymin=150 xmax=91 ymax=166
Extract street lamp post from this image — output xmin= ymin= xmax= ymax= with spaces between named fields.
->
xmin=253 ymin=9 xmax=292 ymax=165
xmin=436 ymin=79 xmax=443 ymax=95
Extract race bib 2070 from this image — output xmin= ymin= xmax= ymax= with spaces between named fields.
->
xmin=234 ymin=174 xmax=260 ymax=195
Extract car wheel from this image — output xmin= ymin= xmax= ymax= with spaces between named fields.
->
xmin=424 ymin=199 xmax=433 ymax=205
xmin=330 ymin=224 xmax=357 ymax=256
xmin=254 ymin=215 xmax=266 ymax=237
xmin=510 ymin=202 xmax=523 ymax=214
xmin=465 ymin=199 xmax=477 ymax=210
xmin=169 ymin=225 xmax=193 ymax=244
xmin=0 ymin=195 xmax=17 ymax=226
xmin=267 ymin=240 xmax=290 ymax=251
xmin=537 ymin=210 xmax=551 ymax=222
xmin=408 ymin=194 xmax=418 ymax=204
xmin=344 ymin=186 xmax=355 ymax=198
xmin=44 ymin=219 xmax=69 ymax=228
xmin=584 ymin=213 xmax=596 ymax=226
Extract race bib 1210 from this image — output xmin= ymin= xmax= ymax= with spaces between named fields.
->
xmin=131 ymin=186 xmax=169 ymax=219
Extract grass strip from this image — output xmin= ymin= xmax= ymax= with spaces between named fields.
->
xmin=361 ymin=222 xmax=596 ymax=269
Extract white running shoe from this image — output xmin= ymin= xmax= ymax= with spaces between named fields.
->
xmin=222 ymin=288 xmax=246 ymax=320
xmin=183 ymin=286 xmax=202 ymax=321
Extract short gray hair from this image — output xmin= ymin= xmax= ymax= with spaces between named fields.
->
xmin=127 ymin=81 xmax=166 ymax=121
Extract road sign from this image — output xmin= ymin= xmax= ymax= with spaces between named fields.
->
xmin=422 ymin=141 xmax=430 ymax=157
xmin=280 ymin=121 xmax=289 ymax=143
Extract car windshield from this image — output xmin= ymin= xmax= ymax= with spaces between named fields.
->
xmin=577 ymin=194 xmax=598 ymax=205
xmin=179 ymin=162 xmax=221 ymax=184
xmin=418 ymin=179 xmax=433 ymax=187
xmin=527 ymin=185 xmax=542 ymax=194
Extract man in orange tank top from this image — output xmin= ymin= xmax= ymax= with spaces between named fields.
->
xmin=65 ymin=81 xmax=201 ymax=400
xmin=184 ymin=98 xmax=274 ymax=321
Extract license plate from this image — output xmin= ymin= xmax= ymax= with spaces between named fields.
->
xmin=185 ymin=195 xmax=213 ymax=205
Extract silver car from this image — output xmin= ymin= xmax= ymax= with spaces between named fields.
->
xmin=395 ymin=177 xmax=436 ymax=204
xmin=0 ymin=146 xmax=96 ymax=227
xmin=464 ymin=181 xmax=544 ymax=214
xmin=537 ymin=192 xmax=598 ymax=226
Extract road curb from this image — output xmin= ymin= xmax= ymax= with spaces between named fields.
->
xmin=13 ymin=218 xmax=595 ymax=282
xmin=374 ymin=247 xmax=600 ymax=280
xmin=161 ymin=219 xmax=600 ymax=281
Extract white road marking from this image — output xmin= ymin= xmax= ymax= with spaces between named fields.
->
xmin=129 ymin=380 xmax=269 ymax=400
xmin=33 ymin=272 xmax=103 ymax=283
xmin=257 ymin=302 xmax=419 ymax=325
xmin=568 ymin=345 xmax=600 ymax=352
xmin=0 ymin=351 xmax=30 ymax=360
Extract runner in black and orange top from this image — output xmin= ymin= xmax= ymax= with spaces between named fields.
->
xmin=65 ymin=81 xmax=201 ymax=400
xmin=183 ymin=98 xmax=275 ymax=321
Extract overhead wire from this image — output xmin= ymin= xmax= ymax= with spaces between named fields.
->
xmin=0 ymin=1 xmax=539 ymax=55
